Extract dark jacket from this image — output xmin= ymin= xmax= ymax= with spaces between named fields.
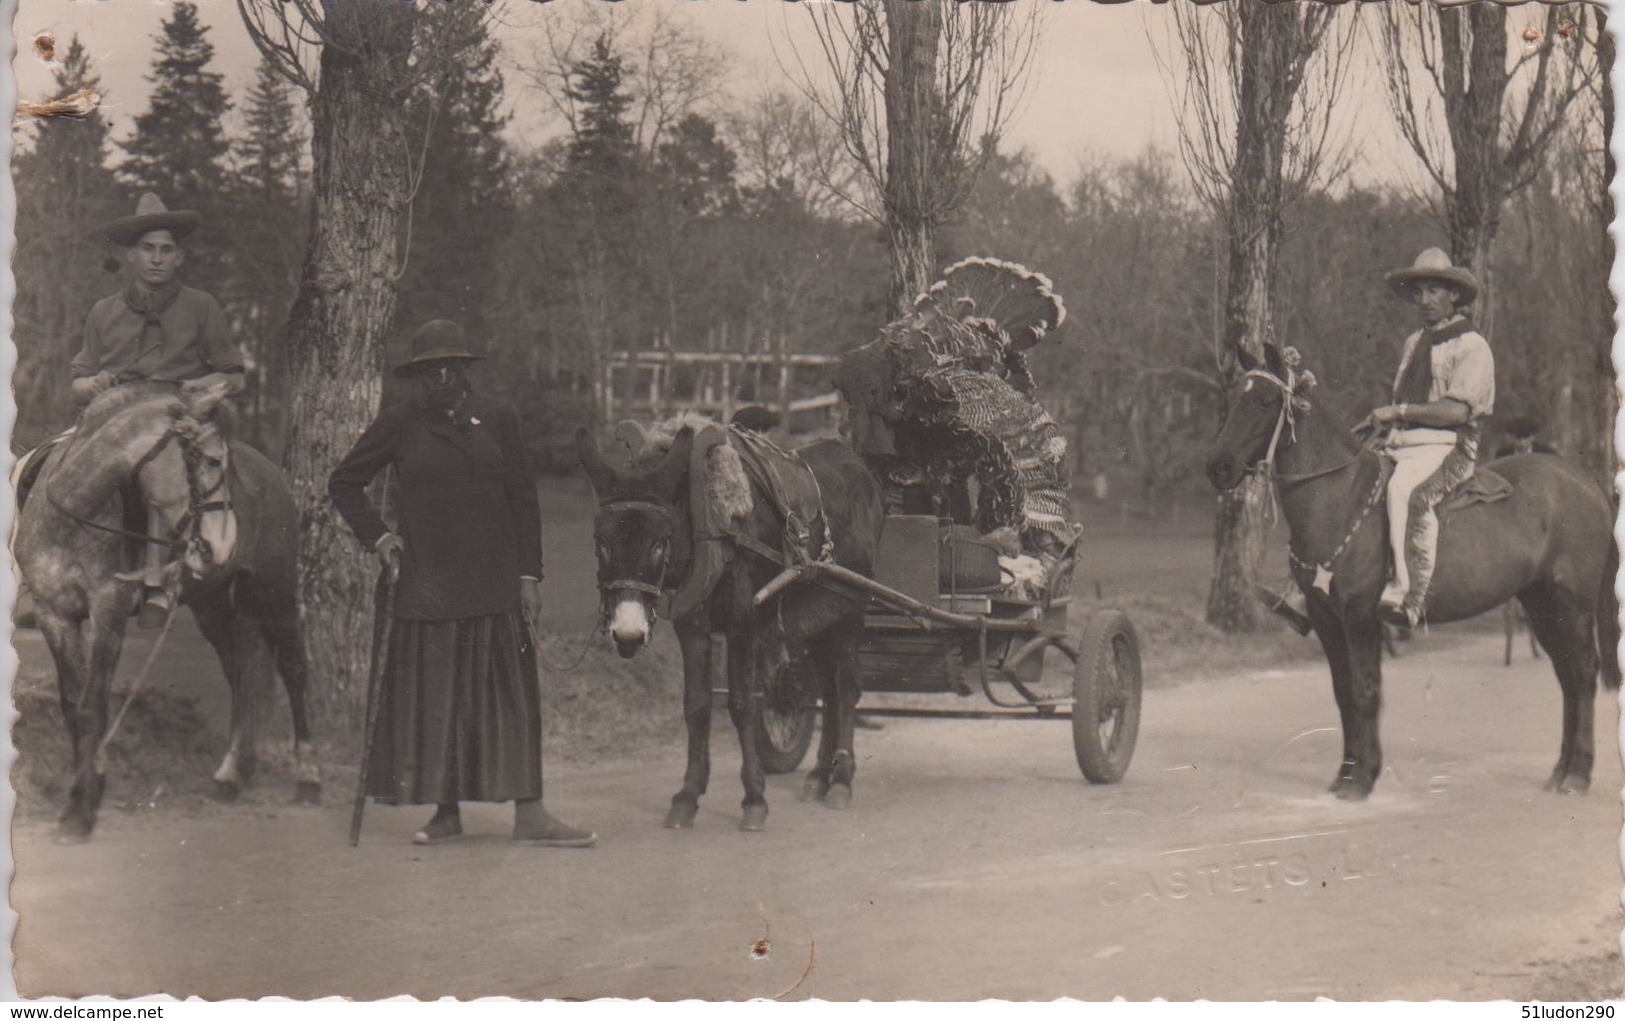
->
xmin=328 ymin=393 xmax=542 ymax=621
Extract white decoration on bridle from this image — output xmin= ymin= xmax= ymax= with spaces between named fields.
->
xmin=1241 ymin=352 xmax=1315 ymax=477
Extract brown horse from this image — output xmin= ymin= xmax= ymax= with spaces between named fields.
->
xmin=14 ymin=385 xmax=320 ymax=842
xmin=577 ymin=420 xmax=883 ymax=831
xmin=1205 ymin=344 xmax=1619 ymax=799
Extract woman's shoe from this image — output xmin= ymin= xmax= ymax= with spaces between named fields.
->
xmin=412 ymin=805 xmax=464 ymax=845
xmin=512 ymin=801 xmax=596 ymax=848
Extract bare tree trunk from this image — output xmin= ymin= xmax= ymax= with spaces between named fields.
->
xmin=1436 ymin=5 xmax=1509 ymax=336
xmin=1205 ymin=1 xmax=1295 ymax=633
xmin=284 ymin=0 xmax=414 ymax=736
xmin=883 ymin=0 xmax=944 ymax=315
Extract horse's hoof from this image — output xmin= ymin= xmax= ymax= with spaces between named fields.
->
xmin=665 ymin=801 xmax=698 ymax=829
xmin=799 ymin=776 xmax=829 ymax=803
xmin=740 ymin=805 xmax=768 ymax=832
xmin=1551 ymin=774 xmax=1591 ymax=795
xmin=212 ymin=779 xmax=241 ymax=802
xmin=293 ymin=781 xmax=322 ymax=806
xmin=54 ymin=821 xmax=92 ymax=845
xmin=825 ymin=783 xmax=852 ymax=810
xmin=1331 ymin=780 xmax=1371 ymax=802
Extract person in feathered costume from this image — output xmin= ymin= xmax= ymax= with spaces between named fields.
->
xmin=835 ymin=257 xmax=1076 ymax=562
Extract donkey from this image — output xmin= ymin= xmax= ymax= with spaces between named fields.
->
xmin=1205 ymin=344 xmax=1619 ymax=800
xmin=14 ymin=385 xmax=320 ymax=842
xmin=577 ymin=420 xmax=883 ymax=831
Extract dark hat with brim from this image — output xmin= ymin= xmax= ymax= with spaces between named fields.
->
xmin=104 ymin=192 xmax=201 ymax=246
xmin=392 ymin=319 xmax=485 ymax=377
xmin=1385 ymin=247 xmax=1480 ymax=304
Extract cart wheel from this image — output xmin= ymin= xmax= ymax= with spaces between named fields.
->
xmin=756 ymin=658 xmax=817 ymax=775
xmin=1072 ymin=609 xmax=1142 ymax=783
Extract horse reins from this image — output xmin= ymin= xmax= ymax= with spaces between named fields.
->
xmin=1243 ymin=363 xmax=1386 ymax=591
xmin=45 ymin=423 xmax=231 ymax=565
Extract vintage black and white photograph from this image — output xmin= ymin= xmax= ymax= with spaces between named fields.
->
xmin=5 ymin=0 xmax=1621 ymax=1002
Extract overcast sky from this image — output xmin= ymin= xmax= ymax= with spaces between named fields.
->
xmin=11 ymin=0 xmax=1544 ymax=196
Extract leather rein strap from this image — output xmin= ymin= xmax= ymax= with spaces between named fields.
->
xmin=45 ymin=425 xmax=231 ymax=559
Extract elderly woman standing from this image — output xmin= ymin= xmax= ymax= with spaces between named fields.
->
xmin=329 ymin=320 xmax=594 ymax=847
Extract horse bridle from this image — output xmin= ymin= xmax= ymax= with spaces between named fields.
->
xmin=1240 ymin=360 xmax=1386 ymax=587
xmin=595 ymin=499 xmax=676 ymax=630
xmin=47 ymin=421 xmax=232 ymax=567
xmin=1238 ymin=361 xmax=1375 ymax=486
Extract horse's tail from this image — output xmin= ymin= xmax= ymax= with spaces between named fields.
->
xmin=1599 ymin=535 xmax=1621 ymax=691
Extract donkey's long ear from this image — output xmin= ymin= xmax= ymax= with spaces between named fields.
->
xmin=576 ymin=426 xmax=615 ymax=498
xmin=1262 ymin=343 xmax=1287 ymax=379
xmin=654 ymin=426 xmax=696 ymax=500
xmin=1234 ymin=345 xmax=1259 ymax=373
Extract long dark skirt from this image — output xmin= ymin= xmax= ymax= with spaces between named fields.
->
xmin=367 ymin=612 xmax=543 ymax=805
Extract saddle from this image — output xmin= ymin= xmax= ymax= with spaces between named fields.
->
xmin=728 ymin=426 xmax=833 ymax=564
xmin=1440 ymin=466 xmax=1513 ymax=514
xmin=668 ymin=425 xmax=832 ymax=620
xmin=1374 ymin=457 xmax=1513 ymax=516
xmin=12 ymin=428 xmax=75 ymax=514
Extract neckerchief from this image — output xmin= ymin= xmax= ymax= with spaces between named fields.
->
xmin=118 ymin=278 xmax=184 ymax=378
xmin=1394 ymin=315 xmax=1475 ymax=406
xmin=124 ymin=278 xmax=183 ymax=325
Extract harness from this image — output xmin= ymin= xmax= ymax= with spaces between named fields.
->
xmin=44 ymin=421 xmax=232 ymax=570
xmin=1241 ymin=358 xmax=1383 ymax=595
xmin=595 ymin=429 xmax=835 ymax=634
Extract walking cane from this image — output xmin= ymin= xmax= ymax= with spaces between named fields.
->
xmin=350 ymin=558 xmax=398 ymax=847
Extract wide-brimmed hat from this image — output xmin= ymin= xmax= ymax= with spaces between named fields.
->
xmin=104 ymin=192 xmax=201 ymax=246
xmin=392 ymin=319 xmax=485 ymax=377
xmin=1384 ymin=247 xmax=1480 ymax=304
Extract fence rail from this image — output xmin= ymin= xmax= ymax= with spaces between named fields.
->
xmin=600 ymin=344 xmax=843 ymax=435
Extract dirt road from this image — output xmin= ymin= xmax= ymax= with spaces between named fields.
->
xmin=11 ymin=633 xmax=1622 ymax=1000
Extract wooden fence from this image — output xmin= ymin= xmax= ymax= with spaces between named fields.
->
xmin=600 ymin=345 xmax=843 ymax=435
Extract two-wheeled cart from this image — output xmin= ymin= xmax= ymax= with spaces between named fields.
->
xmin=754 ymin=514 xmax=1142 ymax=782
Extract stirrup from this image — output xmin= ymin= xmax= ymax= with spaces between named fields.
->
xmin=1377 ymin=600 xmax=1417 ymax=629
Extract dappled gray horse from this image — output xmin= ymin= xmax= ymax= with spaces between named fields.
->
xmin=15 ymin=384 xmax=319 ymax=842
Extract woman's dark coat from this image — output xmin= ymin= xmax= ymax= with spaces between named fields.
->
xmin=328 ymin=393 xmax=542 ymax=621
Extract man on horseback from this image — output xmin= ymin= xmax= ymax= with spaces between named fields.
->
xmin=1355 ymin=247 xmax=1495 ymax=628
xmin=73 ymin=193 xmax=244 ymax=625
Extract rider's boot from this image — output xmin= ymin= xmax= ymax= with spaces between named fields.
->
xmin=114 ymin=503 xmax=173 ymax=628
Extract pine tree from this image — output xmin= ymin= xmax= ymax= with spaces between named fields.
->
xmin=398 ymin=7 xmax=513 ymax=342
xmin=564 ymin=35 xmax=638 ymax=183
xmin=118 ymin=1 xmax=231 ymax=297
xmin=236 ymin=58 xmax=304 ymax=206
xmin=13 ymin=36 xmax=123 ymax=444
xmin=120 ymin=1 xmax=230 ymax=206
xmin=561 ymin=32 xmax=640 ymax=247
xmin=224 ymin=56 xmax=309 ymax=456
xmin=551 ymin=33 xmax=644 ymax=411
xmin=643 ymin=114 xmax=741 ymax=344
